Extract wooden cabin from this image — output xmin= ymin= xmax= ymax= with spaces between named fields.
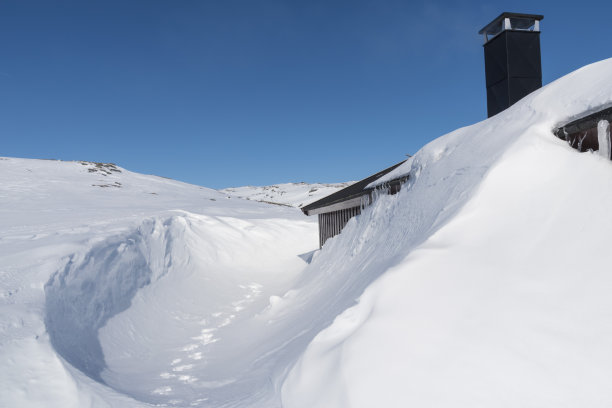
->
xmin=302 ymin=161 xmax=409 ymax=248
xmin=302 ymin=12 xmax=552 ymax=249
xmin=554 ymin=106 xmax=612 ymax=158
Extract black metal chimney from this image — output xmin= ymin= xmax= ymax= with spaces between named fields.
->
xmin=479 ymin=12 xmax=544 ymax=117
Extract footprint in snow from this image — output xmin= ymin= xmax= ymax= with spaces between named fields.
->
xmin=189 ymin=351 xmax=203 ymax=360
xmin=152 ymin=385 xmax=172 ymax=395
xmin=172 ymin=364 xmax=194 ymax=372
xmin=182 ymin=343 xmax=199 ymax=351
xmin=178 ymin=374 xmax=198 ymax=384
xmin=159 ymin=372 xmax=176 ymax=379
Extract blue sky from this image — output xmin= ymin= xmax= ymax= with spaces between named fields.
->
xmin=1 ymin=0 xmax=611 ymax=188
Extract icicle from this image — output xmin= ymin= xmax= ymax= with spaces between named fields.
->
xmin=360 ymin=194 xmax=370 ymax=209
xmin=578 ymin=131 xmax=588 ymax=151
xmin=597 ymin=119 xmax=611 ymax=159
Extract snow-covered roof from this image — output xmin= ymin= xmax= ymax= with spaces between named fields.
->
xmin=301 ymin=160 xmax=407 ymax=216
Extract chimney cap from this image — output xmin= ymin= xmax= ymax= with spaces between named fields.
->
xmin=478 ymin=12 xmax=544 ymax=36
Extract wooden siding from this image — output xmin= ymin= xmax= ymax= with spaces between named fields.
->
xmin=318 ymin=206 xmax=361 ymax=248
xmin=304 ymin=160 xmax=409 ymax=248
xmin=315 ymin=176 xmax=408 ymax=248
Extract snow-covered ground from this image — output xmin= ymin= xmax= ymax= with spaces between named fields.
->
xmin=3 ymin=58 xmax=612 ymax=407
xmin=0 ymin=160 xmax=318 ymax=407
xmin=220 ymin=182 xmax=353 ymax=208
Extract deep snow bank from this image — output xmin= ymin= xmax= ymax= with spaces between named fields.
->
xmin=45 ymin=217 xmax=178 ymax=386
xmin=46 ymin=223 xmax=154 ymax=384
xmin=282 ymin=58 xmax=612 ymax=407
xmin=45 ymin=211 xmax=316 ymax=406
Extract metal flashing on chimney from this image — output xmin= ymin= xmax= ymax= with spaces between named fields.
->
xmin=479 ymin=12 xmax=543 ymax=44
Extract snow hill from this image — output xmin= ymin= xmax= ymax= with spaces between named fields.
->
xmin=220 ymin=182 xmax=353 ymax=208
xmin=2 ymin=58 xmax=612 ymax=408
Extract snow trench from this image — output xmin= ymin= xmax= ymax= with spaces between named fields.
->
xmin=43 ymin=212 xmax=318 ymax=407
xmin=44 ymin=218 xmax=172 ymax=385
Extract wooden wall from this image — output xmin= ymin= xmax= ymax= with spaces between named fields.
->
xmin=315 ymin=176 xmax=409 ymax=248
xmin=318 ymin=206 xmax=361 ymax=248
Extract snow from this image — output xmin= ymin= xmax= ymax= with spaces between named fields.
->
xmin=220 ymin=182 xmax=353 ymax=208
xmin=3 ymin=58 xmax=612 ymax=407
xmin=282 ymin=58 xmax=612 ymax=407
xmin=0 ymin=159 xmax=317 ymax=407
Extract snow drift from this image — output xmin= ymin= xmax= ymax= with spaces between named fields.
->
xmin=44 ymin=212 xmax=316 ymax=406
xmin=282 ymin=58 xmax=612 ymax=407
xmin=2 ymin=58 xmax=612 ymax=407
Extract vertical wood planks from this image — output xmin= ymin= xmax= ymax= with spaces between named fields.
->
xmin=319 ymin=206 xmax=362 ymax=248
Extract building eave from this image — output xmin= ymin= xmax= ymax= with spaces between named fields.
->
xmin=301 ymin=160 xmax=407 ymax=216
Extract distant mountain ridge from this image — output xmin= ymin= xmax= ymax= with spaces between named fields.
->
xmin=220 ymin=182 xmax=353 ymax=208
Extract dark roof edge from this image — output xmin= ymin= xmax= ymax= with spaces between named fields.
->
xmin=554 ymin=105 xmax=612 ymax=138
xmin=478 ymin=12 xmax=544 ymax=35
xmin=301 ymin=160 xmax=407 ymax=215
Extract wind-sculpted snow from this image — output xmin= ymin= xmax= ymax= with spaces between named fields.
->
xmin=282 ymin=58 xmax=612 ymax=407
xmin=45 ymin=221 xmax=158 ymax=383
xmin=44 ymin=212 xmax=318 ymax=406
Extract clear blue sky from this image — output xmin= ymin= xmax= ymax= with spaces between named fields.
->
xmin=2 ymin=0 xmax=611 ymax=188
